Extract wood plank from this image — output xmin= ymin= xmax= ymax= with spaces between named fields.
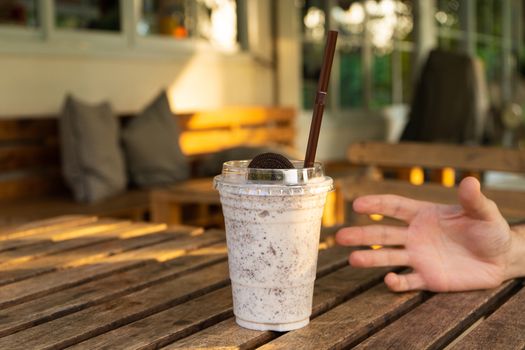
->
xmin=0 ymin=215 xmax=97 ymax=240
xmin=180 ymin=127 xmax=295 ymax=155
xmin=342 ymin=177 xmax=525 ymax=219
xmin=0 ymin=222 xmax=167 ymax=267
xmin=0 ymin=144 xmax=60 ymax=172
xmin=355 ymin=280 xmax=520 ymax=349
xmin=0 ymin=223 xmax=171 ymax=286
xmin=257 ymin=285 xmax=423 ymax=350
xmin=0 ymin=119 xmax=57 ymax=142
xmin=0 ymin=228 xmax=223 ymax=309
xmin=450 ymin=284 xmax=525 ymax=350
xmin=0 ymin=172 xmax=66 ymax=200
xmin=165 ymin=266 xmax=397 ymax=350
xmin=0 ymin=190 xmax=150 ymax=225
xmin=0 ymin=263 xmax=233 ymax=349
xmin=177 ymin=107 xmax=295 ymax=130
xmin=0 ymin=242 xmax=228 ymax=338
xmin=348 ymin=141 xmax=525 ymax=173
xmin=65 ymin=247 xmax=368 ymax=350
xmin=2 ymin=237 xmax=352 ymax=349
xmin=152 ymin=178 xmax=219 ymax=204
xmin=0 ymin=219 xmax=132 ymax=252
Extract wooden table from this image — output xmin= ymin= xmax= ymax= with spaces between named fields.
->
xmin=150 ymin=177 xmax=345 ymax=228
xmin=1 ymin=215 xmax=524 ymax=349
xmin=151 ymin=178 xmax=222 ymax=227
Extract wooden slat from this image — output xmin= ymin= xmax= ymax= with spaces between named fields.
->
xmin=2 ymin=236 xmax=351 ymax=349
xmin=177 ymin=107 xmax=295 ymax=130
xmin=62 ymin=233 xmax=357 ymax=350
xmin=0 ymin=219 xmax=131 ymax=252
xmin=342 ymin=177 xmax=525 ymax=219
xmin=0 ymin=223 xmax=171 ymax=286
xmin=258 ymin=285 xmax=423 ymax=350
xmin=451 ymin=285 xmax=525 ymax=350
xmin=0 ymin=227 xmax=222 ymax=309
xmin=0 ymin=222 xmax=167 ymax=267
xmin=0 ymin=190 xmax=150 ymax=225
xmin=0 ymin=119 xmax=57 ymax=142
xmin=66 ymin=247 xmax=361 ymax=350
xmin=0 ymin=244 xmax=228 ymax=338
xmin=152 ymin=178 xmax=218 ymax=205
xmin=0 ymin=263 xmax=232 ymax=349
xmin=348 ymin=141 xmax=525 ymax=173
xmin=0 ymin=215 xmax=97 ymax=240
xmin=355 ymin=280 xmax=520 ymax=349
xmin=180 ymin=127 xmax=295 ymax=155
xmin=165 ymin=266 xmax=397 ymax=350
xmin=0 ymin=172 xmax=65 ymax=200
xmin=0 ymin=144 xmax=60 ymax=172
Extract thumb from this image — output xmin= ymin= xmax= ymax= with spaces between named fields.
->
xmin=458 ymin=176 xmax=498 ymax=221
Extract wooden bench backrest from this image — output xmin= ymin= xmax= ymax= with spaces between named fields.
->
xmin=0 ymin=106 xmax=296 ymax=201
xmin=348 ymin=141 xmax=525 ymax=173
xmin=344 ymin=141 xmax=525 ymax=221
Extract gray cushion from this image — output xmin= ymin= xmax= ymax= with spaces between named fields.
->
xmin=122 ymin=91 xmax=189 ymax=187
xmin=196 ymin=145 xmax=302 ymax=177
xmin=60 ymin=95 xmax=127 ymax=203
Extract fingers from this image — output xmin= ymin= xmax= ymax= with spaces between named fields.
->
xmin=353 ymin=195 xmax=424 ymax=223
xmin=349 ymin=248 xmax=409 ymax=268
xmin=458 ymin=177 xmax=500 ymax=221
xmin=384 ymin=272 xmax=426 ymax=292
xmin=336 ymin=225 xmax=408 ymax=246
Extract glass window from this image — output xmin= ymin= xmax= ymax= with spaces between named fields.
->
xmin=55 ymin=0 xmax=121 ymax=32
xmin=139 ymin=0 xmax=192 ymax=39
xmin=476 ymin=0 xmax=501 ymax=36
xmin=372 ymin=52 xmax=392 ymax=107
xmin=0 ymin=0 xmax=39 ymax=27
xmin=339 ymin=48 xmax=363 ymax=108
xmin=138 ymin=0 xmax=238 ymax=50
xmin=401 ymin=49 xmax=413 ymax=104
xmin=301 ymin=0 xmax=414 ymax=110
xmin=435 ymin=0 xmax=462 ymax=31
xmin=302 ymin=42 xmax=324 ymax=110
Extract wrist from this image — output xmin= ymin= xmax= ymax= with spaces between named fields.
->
xmin=505 ymin=225 xmax=525 ymax=281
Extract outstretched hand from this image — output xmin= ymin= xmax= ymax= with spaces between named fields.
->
xmin=335 ymin=177 xmax=524 ymax=292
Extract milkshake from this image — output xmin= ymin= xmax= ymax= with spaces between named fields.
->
xmin=214 ymin=160 xmax=333 ymax=331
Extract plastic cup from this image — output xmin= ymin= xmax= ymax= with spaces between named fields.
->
xmin=213 ymin=160 xmax=333 ymax=331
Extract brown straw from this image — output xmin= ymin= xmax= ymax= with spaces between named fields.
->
xmin=304 ymin=30 xmax=338 ymax=168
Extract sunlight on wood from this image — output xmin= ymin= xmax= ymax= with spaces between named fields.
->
xmin=118 ymin=224 xmax=167 ymax=238
xmin=322 ymin=191 xmax=337 ymax=227
xmin=369 ymin=214 xmax=384 ymax=221
xmin=409 ymin=166 xmax=424 ymax=185
xmin=180 ymin=127 xmax=294 ymax=155
xmin=50 ymin=222 xmax=131 ymax=241
xmin=184 ymin=107 xmax=294 ymax=130
xmin=188 ymin=246 xmax=228 ymax=256
xmin=442 ymin=167 xmax=456 ymax=187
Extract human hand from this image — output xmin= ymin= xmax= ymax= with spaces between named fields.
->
xmin=336 ymin=177 xmax=525 ymax=292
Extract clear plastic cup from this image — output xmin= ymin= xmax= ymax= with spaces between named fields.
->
xmin=214 ymin=160 xmax=333 ymax=331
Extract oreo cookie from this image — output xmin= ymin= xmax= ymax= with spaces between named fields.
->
xmin=247 ymin=153 xmax=295 ymax=181
xmin=248 ymin=153 xmax=295 ymax=169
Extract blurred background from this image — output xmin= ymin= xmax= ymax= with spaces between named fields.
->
xmin=0 ymin=0 xmax=524 ymax=160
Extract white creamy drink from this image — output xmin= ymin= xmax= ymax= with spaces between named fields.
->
xmin=214 ymin=160 xmax=333 ymax=331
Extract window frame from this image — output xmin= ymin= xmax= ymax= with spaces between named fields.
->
xmin=301 ymin=0 xmax=416 ymax=117
xmin=0 ymin=0 xmax=246 ymax=59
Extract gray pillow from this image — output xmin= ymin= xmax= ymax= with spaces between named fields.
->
xmin=122 ymin=91 xmax=189 ymax=187
xmin=60 ymin=95 xmax=127 ymax=203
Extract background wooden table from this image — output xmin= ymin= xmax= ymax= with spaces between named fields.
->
xmin=0 ymin=215 xmax=524 ymax=349
xmin=150 ymin=178 xmax=223 ymax=227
